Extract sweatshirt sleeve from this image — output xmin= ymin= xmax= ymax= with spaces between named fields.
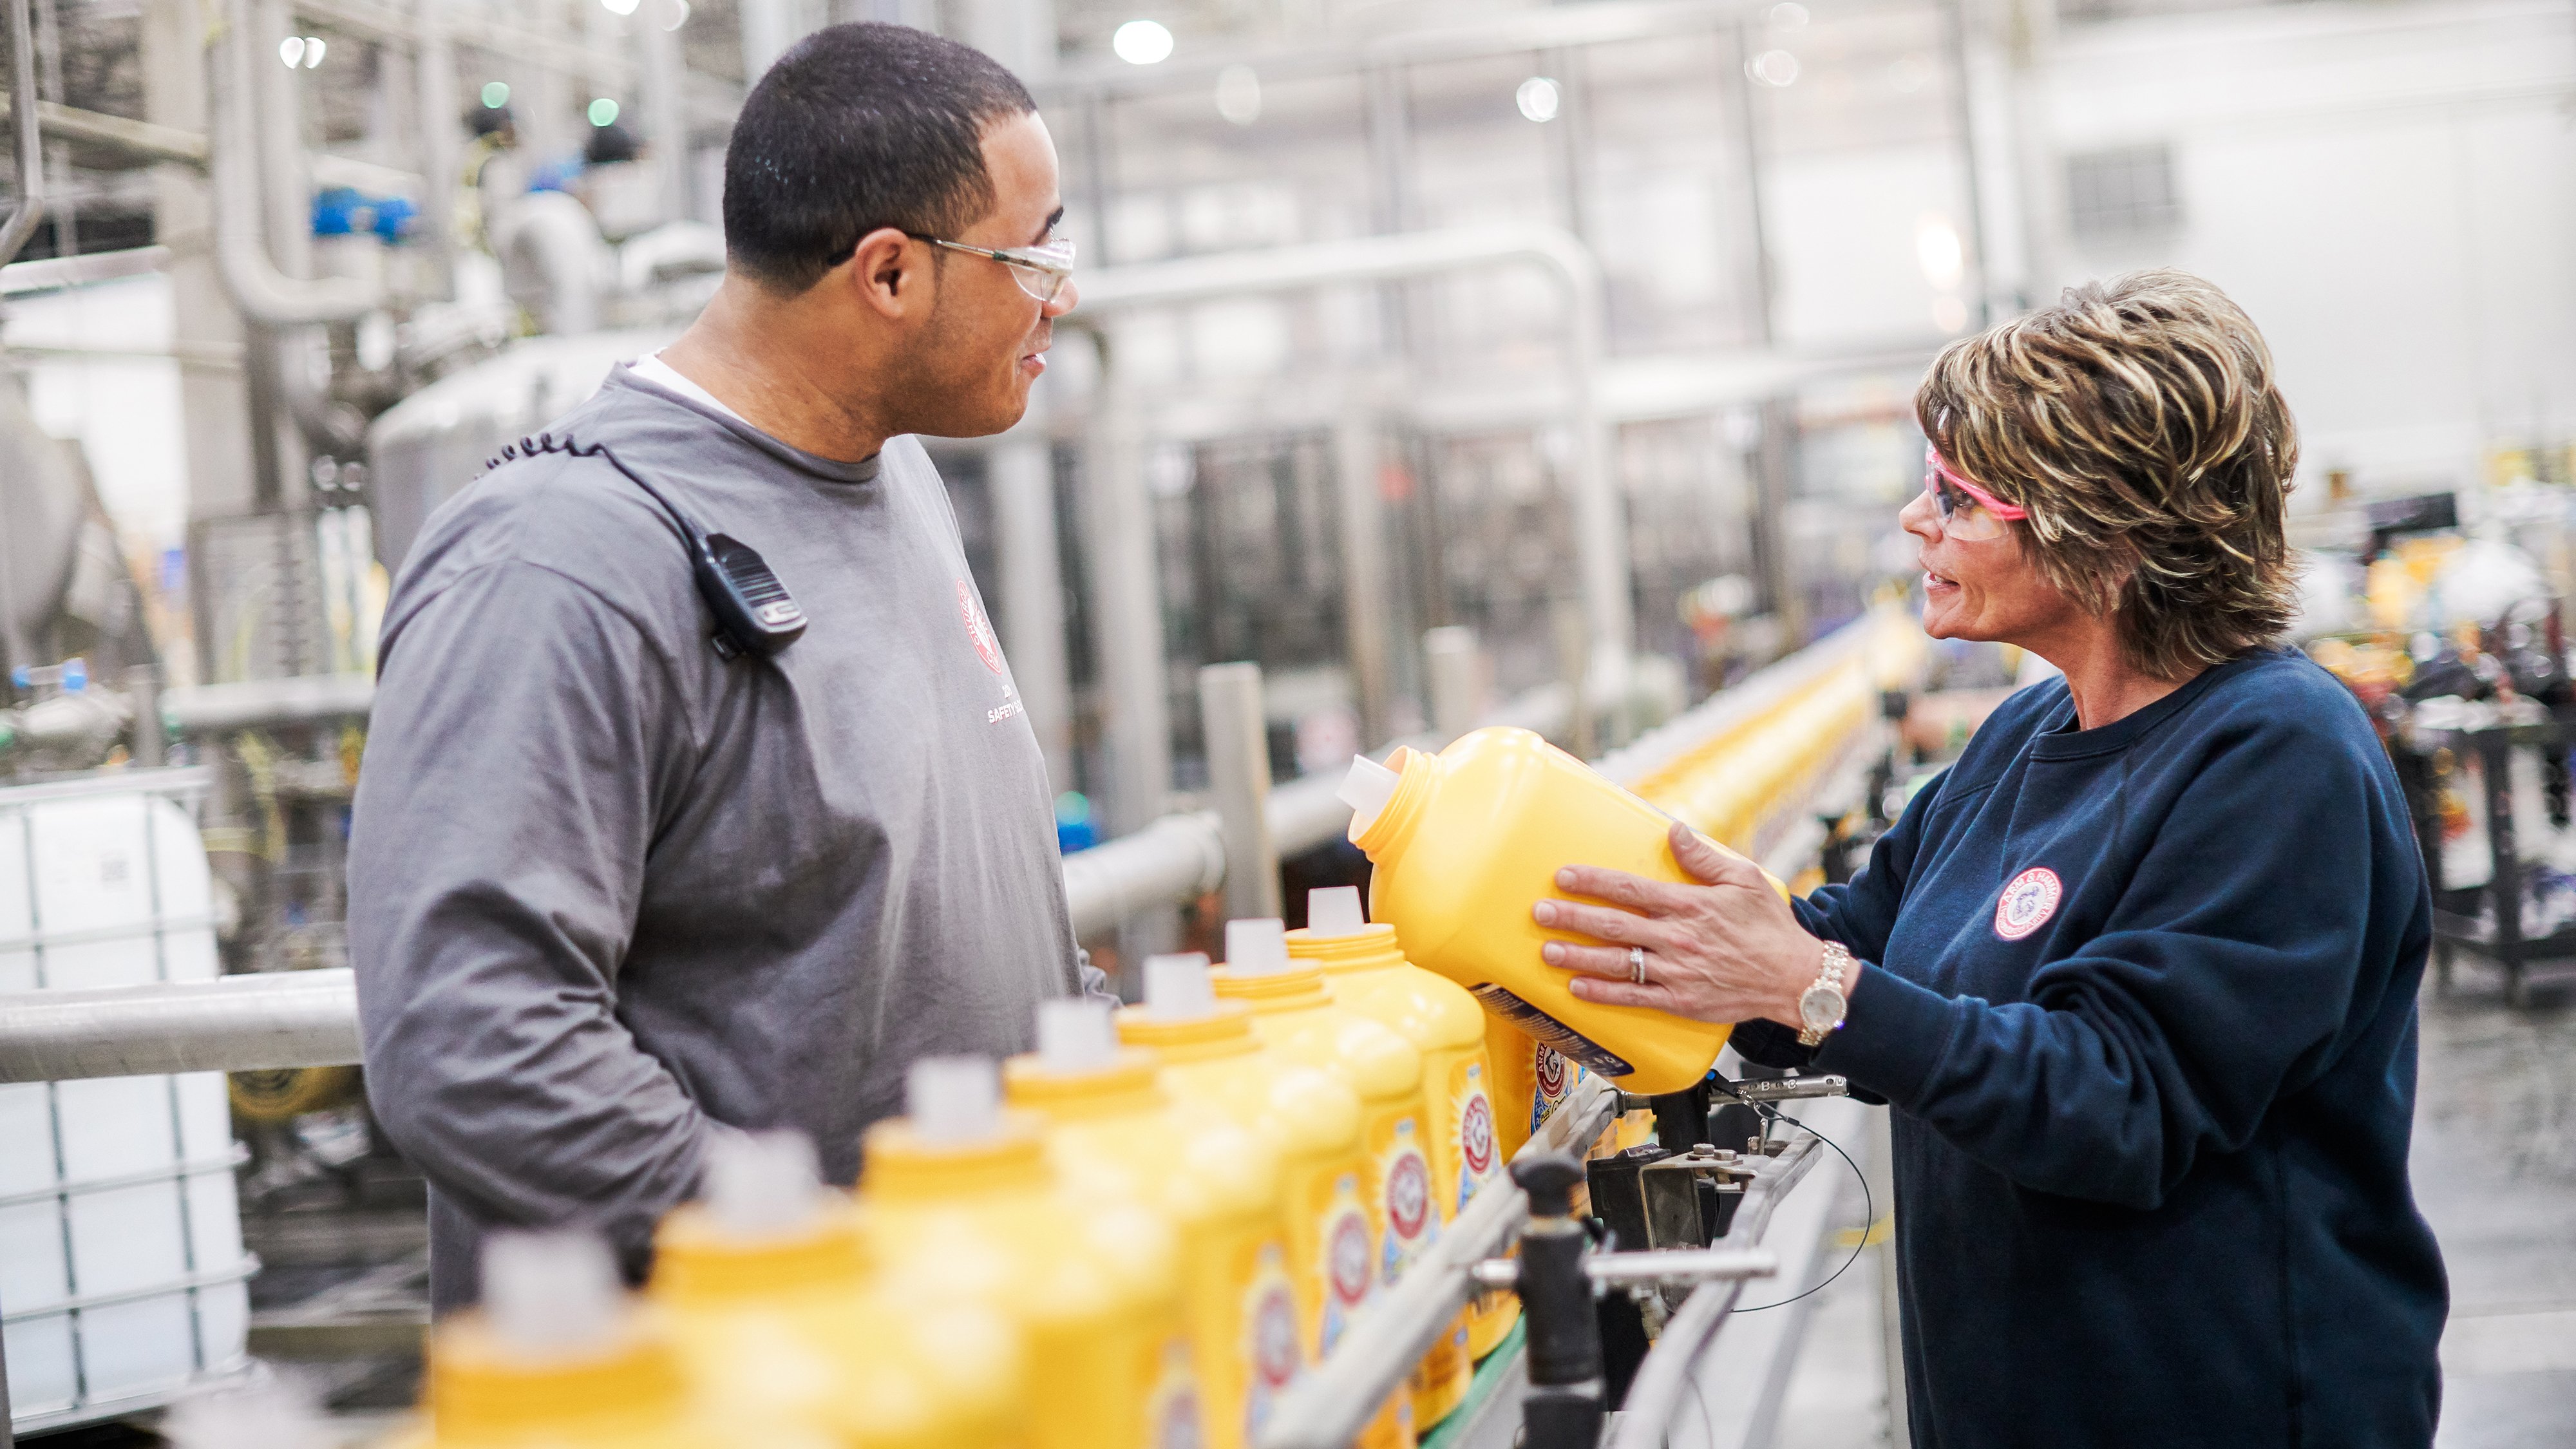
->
xmin=1814 ymin=714 xmax=2394 ymax=1209
xmin=348 ymin=558 xmax=710 ymax=1280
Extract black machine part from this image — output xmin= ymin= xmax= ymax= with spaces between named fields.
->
xmin=1512 ymin=1152 xmax=1605 ymax=1388
xmin=493 ymin=432 xmax=808 ymax=659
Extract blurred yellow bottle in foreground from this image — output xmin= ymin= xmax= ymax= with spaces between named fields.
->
xmin=1116 ymin=952 xmax=1407 ymax=1449
xmin=1213 ymin=918 xmax=1440 ymax=1446
xmin=858 ymin=1057 xmax=1194 ymax=1449
xmin=391 ymin=1231 xmax=791 ymax=1449
xmin=652 ymin=1130 xmax=1021 ymax=1449
xmin=1287 ymin=886 xmax=1518 ymax=1387
xmin=1006 ymin=999 xmax=1294 ymax=1449
xmin=1341 ymin=728 xmax=1765 ymax=1095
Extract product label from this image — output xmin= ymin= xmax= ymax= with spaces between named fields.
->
xmin=1454 ymin=1059 xmax=1499 ymax=1215
xmin=1146 ymin=1334 xmax=1203 ymax=1449
xmin=1317 ymin=1171 xmax=1374 ymax=1356
xmin=1374 ymin=1115 xmax=1437 ymax=1285
xmin=1471 ymin=984 xmax=1636 ymax=1077
xmin=1240 ymin=1240 xmax=1303 ymax=1443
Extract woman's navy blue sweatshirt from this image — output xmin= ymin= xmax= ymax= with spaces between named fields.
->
xmin=1735 ymin=648 xmax=2447 ymax=1448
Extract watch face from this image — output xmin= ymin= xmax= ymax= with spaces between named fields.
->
xmin=1800 ymin=985 xmax=1846 ymax=1034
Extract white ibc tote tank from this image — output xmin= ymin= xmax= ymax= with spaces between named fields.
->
xmin=0 ymin=770 xmax=254 ymax=1433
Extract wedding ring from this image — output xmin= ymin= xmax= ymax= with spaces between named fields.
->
xmin=1629 ymin=946 xmax=1648 ymax=985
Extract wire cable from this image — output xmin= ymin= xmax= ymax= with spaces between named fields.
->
xmin=1710 ymin=1079 xmax=1873 ymax=1314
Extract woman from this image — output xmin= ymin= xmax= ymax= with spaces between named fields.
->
xmin=1539 ymin=272 xmax=2447 ymax=1447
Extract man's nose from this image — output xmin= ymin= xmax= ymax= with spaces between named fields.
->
xmin=1046 ymin=279 xmax=1079 ymax=317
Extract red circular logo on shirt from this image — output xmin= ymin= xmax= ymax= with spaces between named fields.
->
xmin=1994 ymin=866 xmax=2062 ymax=941
xmin=956 ymin=579 xmax=1005 ymax=674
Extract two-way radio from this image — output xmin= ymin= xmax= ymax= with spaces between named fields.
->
xmin=489 ymin=432 xmax=807 ymax=660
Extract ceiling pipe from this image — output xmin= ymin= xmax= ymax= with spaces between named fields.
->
xmin=0 ymin=0 xmax=47 ymax=270
xmin=206 ymin=0 xmax=378 ymax=325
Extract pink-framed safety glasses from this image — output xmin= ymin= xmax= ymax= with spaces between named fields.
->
xmin=1923 ymin=446 xmax=2028 ymax=541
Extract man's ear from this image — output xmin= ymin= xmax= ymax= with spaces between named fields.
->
xmin=844 ymin=227 xmax=924 ymax=320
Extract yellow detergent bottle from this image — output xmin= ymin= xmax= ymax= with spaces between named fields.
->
xmin=1289 ymin=886 xmax=1518 ymax=1381
xmin=1006 ymin=999 xmax=1292 ymax=1449
xmin=858 ymin=1057 xmax=1195 ymax=1449
xmin=652 ymin=1131 xmax=1023 ymax=1449
xmin=1213 ymin=918 xmax=1444 ymax=1448
xmin=1341 ymin=727 xmax=1777 ymax=1095
xmin=395 ymin=1231 xmax=784 ymax=1449
xmin=1116 ymin=954 xmax=1405 ymax=1449
xmin=1486 ymin=1020 xmax=1586 ymax=1164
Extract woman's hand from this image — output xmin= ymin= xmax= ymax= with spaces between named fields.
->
xmin=1533 ymin=820 xmax=1848 ymax=1028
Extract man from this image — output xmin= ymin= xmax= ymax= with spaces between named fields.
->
xmin=350 ymin=23 xmax=1097 ymax=1310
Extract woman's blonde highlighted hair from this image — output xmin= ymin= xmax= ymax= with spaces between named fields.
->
xmin=1917 ymin=269 xmax=2298 ymax=679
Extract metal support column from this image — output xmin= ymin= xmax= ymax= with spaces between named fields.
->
xmin=637 ymin=0 xmax=690 ymax=222
xmin=1198 ymin=662 xmax=1280 ymax=922
xmin=1423 ymin=625 xmax=1482 ymax=740
xmin=1332 ymin=410 xmax=1394 ymax=748
xmin=990 ymin=430 xmax=1075 ymax=789
xmin=1081 ymin=386 xmax=1169 ymax=836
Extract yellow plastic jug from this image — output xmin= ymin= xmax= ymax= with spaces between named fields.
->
xmin=1116 ymin=954 xmax=1409 ymax=1449
xmin=1485 ymin=1020 xmax=1586 ymax=1164
xmin=1288 ymin=887 xmax=1517 ymax=1379
xmin=398 ymin=1231 xmax=786 ymax=1449
xmin=858 ymin=1057 xmax=1195 ymax=1449
xmin=1213 ymin=918 xmax=1446 ymax=1443
xmin=1341 ymin=726 xmax=1764 ymax=1095
xmin=652 ymin=1131 xmax=1022 ymax=1449
xmin=1006 ymin=999 xmax=1293 ymax=1449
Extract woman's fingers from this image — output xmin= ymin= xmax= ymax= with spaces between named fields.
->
xmin=1552 ymin=863 xmax=1700 ymax=914
xmin=1540 ymin=939 xmax=1646 ymax=978
xmin=1531 ymin=896 xmax=1673 ymax=946
xmin=1566 ymin=974 xmax=1686 ymax=1012
xmin=1669 ymin=822 xmax=1762 ymax=887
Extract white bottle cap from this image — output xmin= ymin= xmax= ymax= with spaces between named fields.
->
xmin=162 ymin=1381 xmax=332 ymax=1449
xmin=907 ymin=1055 xmax=1002 ymax=1145
xmin=482 ymin=1229 xmax=623 ymax=1358
xmin=703 ymin=1129 xmax=823 ymax=1238
xmin=1225 ymin=918 xmax=1293 ymax=976
xmin=1039 ymin=998 xmax=1120 ymax=1073
xmin=1142 ymin=952 xmax=1217 ymax=1018
xmin=1307 ymin=886 xmax=1368 ymax=937
xmin=1339 ymin=754 xmax=1402 ymax=837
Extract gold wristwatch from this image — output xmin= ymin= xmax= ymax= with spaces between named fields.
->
xmin=1797 ymin=942 xmax=1855 ymax=1048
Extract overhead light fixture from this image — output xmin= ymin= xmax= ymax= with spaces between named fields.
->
xmin=1746 ymin=50 xmax=1799 ymax=86
xmin=278 ymin=35 xmax=324 ymax=68
xmin=481 ymin=80 xmax=510 ymax=108
xmin=601 ymin=0 xmax=641 ymax=16
xmin=1113 ymin=19 xmax=1173 ymax=65
xmin=1215 ymin=63 xmax=1260 ymax=126
xmin=588 ymin=97 xmax=620 ymax=126
xmin=1915 ymin=214 xmax=1964 ymax=289
xmin=1516 ymin=76 xmax=1560 ymax=123
xmin=661 ymin=0 xmax=689 ymax=32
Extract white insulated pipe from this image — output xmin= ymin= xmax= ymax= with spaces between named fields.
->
xmin=208 ymin=0 xmax=379 ymax=323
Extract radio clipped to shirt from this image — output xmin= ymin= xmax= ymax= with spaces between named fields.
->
xmin=492 ymin=432 xmax=806 ymax=659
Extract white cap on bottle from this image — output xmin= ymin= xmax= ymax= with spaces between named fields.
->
xmin=1225 ymin=918 xmax=1293 ymax=976
xmin=703 ymin=1128 xmax=823 ymax=1237
xmin=907 ymin=1055 xmax=1003 ymax=1145
xmin=1339 ymin=754 xmax=1401 ymax=837
xmin=1142 ymin=952 xmax=1217 ymax=1019
xmin=1307 ymin=886 xmax=1368 ymax=937
xmin=482 ymin=1229 xmax=623 ymax=1358
xmin=1039 ymin=998 xmax=1119 ymax=1073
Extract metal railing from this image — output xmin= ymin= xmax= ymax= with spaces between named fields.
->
xmin=0 ymin=614 xmax=1888 ymax=1084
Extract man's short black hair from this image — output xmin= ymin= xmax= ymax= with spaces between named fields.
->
xmin=723 ymin=23 xmax=1036 ymax=295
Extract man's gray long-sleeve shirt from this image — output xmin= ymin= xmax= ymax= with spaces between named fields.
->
xmin=349 ymin=369 xmax=1090 ymax=1311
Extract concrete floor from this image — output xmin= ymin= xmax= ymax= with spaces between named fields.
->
xmin=1770 ymin=959 xmax=2576 ymax=1449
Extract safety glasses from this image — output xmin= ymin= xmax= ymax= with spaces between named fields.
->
xmin=1923 ymin=446 xmax=2027 ymax=542
xmin=911 ymin=234 xmax=1078 ymax=303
